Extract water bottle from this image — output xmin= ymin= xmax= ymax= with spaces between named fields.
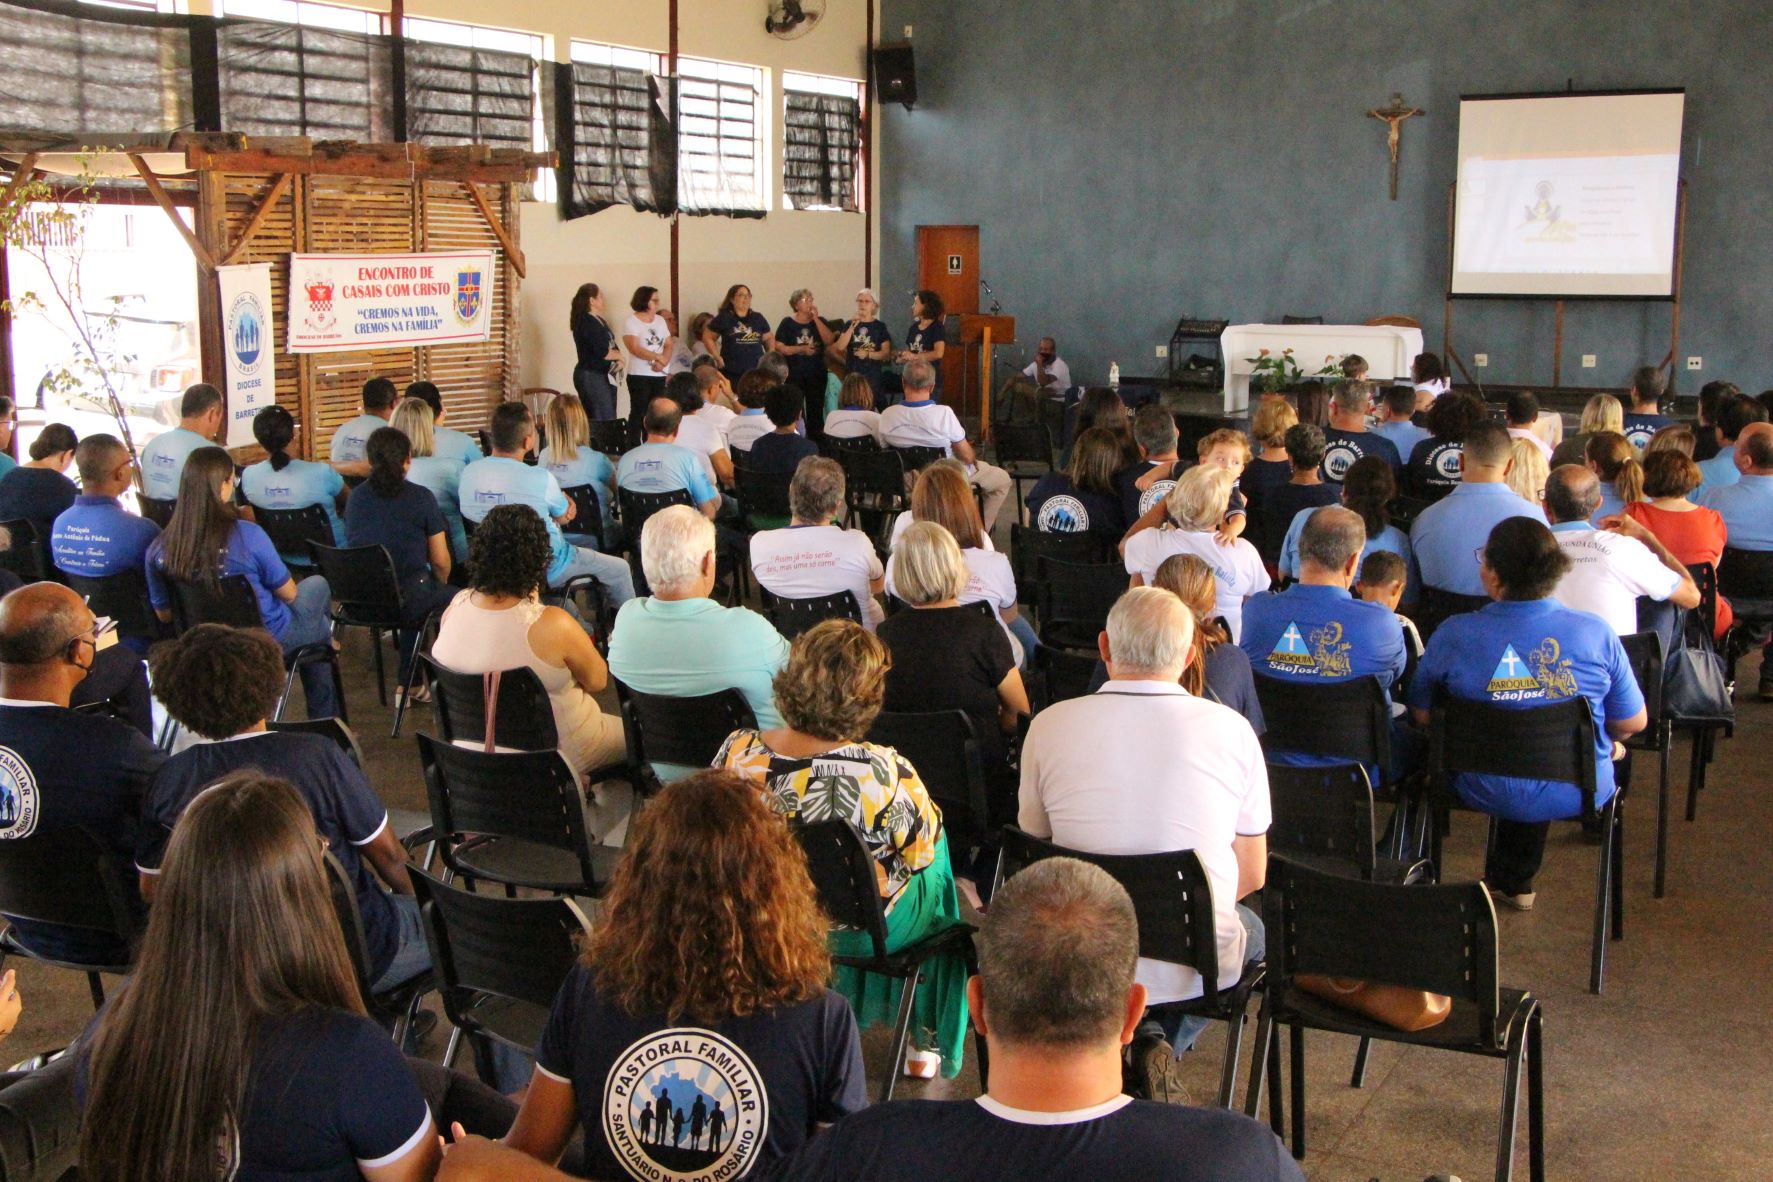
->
xmin=1108 ymin=362 xmax=1120 ymax=387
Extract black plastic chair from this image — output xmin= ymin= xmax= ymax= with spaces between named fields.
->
xmin=324 ymin=850 xmax=432 ymax=1045
xmin=587 ymin=418 xmax=632 ymax=460
xmin=137 ymin=495 xmax=176 ymax=529
xmin=1266 ymin=762 xmax=1431 ymax=887
xmin=615 ymin=682 xmax=757 ymax=793
xmin=269 ymin=716 xmax=434 ymax=862
xmin=558 ymin=483 xmax=609 ymax=553
xmin=866 ymin=709 xmax=991 ymax=850
xmin=1617 ymin=631 xmax=1678 ymax=900
xmin=418 ymin=734 xmax=621 ymax=895
xmin=1387 ymin=494 xmax=1434 ymax=531
xmin=819 ymin=433 xmax=880 ymax=458
xmin=0 ymin=519 xmax=51 ymax=583
xmin=837 ymin=448 xmax=908 ymax=548
xmin=166 ymin=572 xmax=346 ymax=723
xmin=63 ymin=568 xmax=169 ymax=651
xmin=0 ymin=1052 xmax=80 ymax=1182
xmin=423 ymin=658 xmax=560 ymax=752
xmin=890 ymin=444 xmax=947 ymax=474
xmin=0 ymin=826 xmax=138 ymax=1009
xmin=994 ymin=826 xmax=1262 ymax=1108
xmin=733 ymin=463 xmax=794 ymax=530
xmin=616 ymin=486 xmax=696 ymax=596
xmin=991 ymin=422 xmax=1054 ymax=522
xmin=250 ymin=503 xmax=335 ymax=573
xmin=760 ymin=588 xmax=863 ymax=639
xmin=308 ymin=542 xmax=438 ymax=734
xmin=1280 ymin=314 xmax=1325 ymax=325
xmin=1246 ymin=856 xmax=1543 ymax=1182
xmin=1672 ymin=562 xmax=1733 ymax=826
xmin=411 ymin=868 xmax=594 ymax=1086
xmin=1426 ymin=695 xmax=1621 ymax=994
xmin=1030 ymin=644 xmax=1099 ymax=712
xmin=1009 ymin=522 xmax=1107 ymax=605
xmin=1686 ymin=560 xmax=1719 ymax=644
xmin=793 ymin=818 xmax=982 ymax=1102
xmin=1034 ymin=558 xmax=1127 ymax=651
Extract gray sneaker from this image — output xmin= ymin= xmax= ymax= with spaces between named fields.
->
xmin=1128 ymin=1033 xmax=1191 ymax=1105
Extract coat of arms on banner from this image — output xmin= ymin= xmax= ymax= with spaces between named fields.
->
xmin=303 ymin=276 xmax=337 ymax=334
xmin=455 ymin=270 xmax=482 ymax=324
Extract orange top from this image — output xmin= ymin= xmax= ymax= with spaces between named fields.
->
xmin=1624 ymin=500 xmax=1731 ymax=637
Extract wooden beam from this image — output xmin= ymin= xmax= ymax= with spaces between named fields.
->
xmin=219 ymin=172 xmax=292 ymax=267
xmin=459 ymin=180 xmax=526 ymax=279
xmin=0 ymin=154 xmax=40 ymax=209
xmin=129 ymin=152 xmax=217 ymax=273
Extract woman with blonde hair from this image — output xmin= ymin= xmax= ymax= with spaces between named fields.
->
xmin=390 ymin=395 xmax=469 ymax=562
xmin=1507 ymin=435 xmax=1550 ymax=508
xmin=1150 ymin=554 xmax=1264 ymax=729
xmin=1122 ymin=465 xmax=1271 ymax=641
xmin=1585 ymin=430 xmax=1645 ymax=521
xmin=718 ymin=619 xmax=967 ymax=1079
xmin=1552 ymin=392 xmax=1626 ymax=466
xmin=537 ymin=393 xmax=616 ymax=548
xmin=499 ymin=768 xmax=866 ymax=1180
xmin=1645 ymin=422 xmax=1697 ymax=458
xmin=1243 ymin=396 xmax=1299 ymax=522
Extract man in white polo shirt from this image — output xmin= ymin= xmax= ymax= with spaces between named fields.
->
xmin=1543 ymin=464 xmax=1698 ymax=636
xmin=879 ymin=359 xmax=1014 ymax=531
xmin=1018 ymin=586 xmax=1269 ymax=1100
xmin=750 ymin=457 xmax=885 ymax=629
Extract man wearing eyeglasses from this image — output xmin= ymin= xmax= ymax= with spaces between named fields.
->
xmin=0 ymin=582 xmax=163 ymax=965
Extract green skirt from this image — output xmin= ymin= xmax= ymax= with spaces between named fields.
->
xmin=829 ymin=831 xmax=970 ymax=1078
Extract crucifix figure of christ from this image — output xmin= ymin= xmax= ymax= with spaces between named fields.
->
xmin=1367 ymin=92 xmax=1425 ymax=200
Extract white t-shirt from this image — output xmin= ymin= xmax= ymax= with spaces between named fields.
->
xmin=1551 ymin=524 xmax=1681 ymax=636
xmin=725 ymin=409 xmax=773 ymax=453
xmin=1415 ymin=377 xmax=1450 ymax=400
xmin=1023 ymin=357 xmax=1073 ymax=390
xmin=880 ymin=400 xmax=966 ymax=454
xmin=696 ymin=402 xmax=737 ymax=440
xmin=889 ymin=510 xmax=995 ymax=552
xmin=1507 ymin=426 xmax=1554 ymax=463
xmin=622 ymin=314 xmax=671 ymax=378
xmin=1019 ymin=680 xmax=1270 ymax=1004
xmin=1122 ymin=528 xmax=1271 ymax=642
xmin=750 ymin=525 xmax=884 ymax=628
xmin=825 ymin=408 xmax=882 ymax=442
xmin=673 ymin=413 xmax=727 ymax=485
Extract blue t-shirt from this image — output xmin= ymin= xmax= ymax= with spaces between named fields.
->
xmin=1404 ymin=436 xmax=1465 ymax=500
xmin=747 ymin=431 xmax=821 ymax=475
xmin=138 ymin=426 xmax=213 ymax=500
xmin=146 ymin=520 xmax=294 ymax=637
xmin=535 ymin=965 xmax=866 ymax=1182
xmin=138 ymin=731 xmax=398 ymax=977
xmin=843 ymin=318 xmax=892 ymax=395
xmin=0 ymin=452 xmax=16 ymax=481
xmin=904 ymin=318 xmax=946 ymax=389
xmin=433 ymin=425 xmax=483 ymax=467
xmin=617 ymin=442 xmax=719 ymax=505
xmin=1695 ymin=448 xmax=1740 ymax=491
xmin=241 ymin=458 xmax=347 ymax=550
xmin=1408 ymin=598 xmax=1643 ymax=821
xmin=1240 ymin=583 xmax=1407 ymax=766
xmin=1697 ymin=472 xmax=1773 ymax=550
xmin=0 ymin=466 xmax=77 ymax=537
xmin=777 ymin=316 xmax=828 ymax=390
xmin=1277 ymin=507 xmax=1415 ymax=600
xmin=539 ymin=445 xmax=617 ymax=520
xmin=1319 ymin=427 xmax=1402 ymax=481
xmin=344 ymin=480 xmax=451 ymax=598
xmin=1027 ymin=472 xmax=1126 ymax=539
xmin=1372 ymin=418 xmax=1431 ymax=460
xmin=328 ymin=412 xmax=387 ymax=465
xmin=710 ymin=309 xmax=773 ymax=376
xmin=1623 ymin=411 xmax=1672 ymax=451
xmin=405 ymin=454 xmax=468 ymax=561
xmin=459 ymin=456 xmax=576 ymax=583
xmin=1410 ymin=482 xmax=1546 ymax=598
xmin=50 ymin=495 xmax=161 ymax=578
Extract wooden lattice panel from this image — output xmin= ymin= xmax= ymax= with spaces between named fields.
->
xmin=416 ymin=178 xmax=519 ymax=428
xmin=217 ymin=173 xmax=302 ymax=460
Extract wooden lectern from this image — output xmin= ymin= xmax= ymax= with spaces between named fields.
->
xmin=957 ymin=313 xmax=1014 ymax=440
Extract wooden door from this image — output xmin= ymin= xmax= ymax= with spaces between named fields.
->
xmin=915 ymin=225 xmax=977 ymax=414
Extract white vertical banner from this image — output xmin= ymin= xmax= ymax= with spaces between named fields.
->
xmin=218 ymin=263 xmax=276 ymax=449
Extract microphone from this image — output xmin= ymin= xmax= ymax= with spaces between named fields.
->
xmin=979 ymin=278 xmax=1002 ymax=315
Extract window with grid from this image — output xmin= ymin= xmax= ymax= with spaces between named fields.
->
xmin=782 ymin=71 xmax=860 ymax=212
xmin=403 ymin=17 xmax=541 ymax=154
xmin=560 ymin=41 xmax=671 ymax=218
xmin=216 ymin=0 xmax=393 ymax=140
xmin=0 ymin=1 xmax=192 ymax=136
xmin=676 ymin=56 xmax=766 ymax=216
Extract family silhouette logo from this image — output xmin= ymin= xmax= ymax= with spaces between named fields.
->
xmin=603 ymin=1028 xmax=766 ymax=1182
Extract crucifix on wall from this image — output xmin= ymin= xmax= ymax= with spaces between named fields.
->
xmin=1367 ymin=92 xmax=1424 ymax=200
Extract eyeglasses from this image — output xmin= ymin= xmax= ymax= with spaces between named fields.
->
xmin=1473 ymin=547 xmax=1488 ymax=567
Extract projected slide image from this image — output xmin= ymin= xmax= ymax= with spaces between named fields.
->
xmin=1458 ymin=153 xmax=1679 ymax=276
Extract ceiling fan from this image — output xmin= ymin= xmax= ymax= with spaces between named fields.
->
xmin=765 ymin=0 xmax=825 ymax=39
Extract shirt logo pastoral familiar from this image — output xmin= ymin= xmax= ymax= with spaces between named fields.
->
xmin=1138 ymin=480 xmax=1176 ymax=516
xmin=0 ymin=746 xmax=40 ymax=838
xmin=1322 ymin=441 xmax=1362 ymax=481
xmin=1485 ymin=638 xmax=1579 ymax=702
xmin=603 ymin=1028 xmax=767 ymax=1182
xmin=1036 ymin=494 xmax=1090 ymax=533
xmin=1431 ymin=443 xmax=1464 ymax=483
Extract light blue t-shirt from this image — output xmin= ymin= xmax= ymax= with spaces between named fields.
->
xmin=539 ymin=445 xmax=617 ymax=518
xmin=329 ymin=413 xmax=388 ymax=465
xmin=433 ymin=426 xmax=483 ymax=467
xmin=458 ymin=456 xmax=574 ymax=582
xmin=0 ymin=452 xmax=17 ymax=482
xmin=1698 ymin=472 xmax=1773 ymax=550
xmin=241 ymin=458 xmax=347 ymax=552
xmin=406 ymin=454 xmax=468 ymax=561
xmin=615 ymin=442 xmax=718 ymax=506
xmin=1410 ymin=482 xmax=1547 ymax=598
xmin=1277 ymin=507 xmax=1417 ymax=601
xmin=1408 ymin=598 xmax=1642 ymax=822
xmin=138 ymin=427 xmax=214 ymax=500
xmin=1591 ymin=480 xmax=1625 ymax=524
xmin=1695 ymin=449 xmax=1740 ymax=492
xmin=606 ymin=596 xmax=789 ymax=781
xmin=1372 ymin=419 xmax=1431 ymax=460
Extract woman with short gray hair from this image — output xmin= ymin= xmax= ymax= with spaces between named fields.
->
xmin=777 ymin=288 xmax=836 ymax=436
xmin=834 ymin=288 xmax=894 ymax=404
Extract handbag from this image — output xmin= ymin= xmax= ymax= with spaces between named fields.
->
xmin=1663 ymin=608 xmax=1734 ymax=725
xmin=1294 ymin=974 xmax=1452 ymax=1032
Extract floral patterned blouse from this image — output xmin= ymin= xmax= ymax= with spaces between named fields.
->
xmin=716 ymin=729 xmax=943 ymax=907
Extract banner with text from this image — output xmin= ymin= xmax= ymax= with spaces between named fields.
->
xmin=286 ymin=250 xmax=496 ymax=354
xmin=218 ymin=263 xmax=276 ymax=449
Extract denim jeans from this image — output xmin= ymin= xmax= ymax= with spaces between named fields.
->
xmin=1143 ymin=902 xmax=1267 ymax=1052
xmin=1005 ymin=612 xmax=1040 ymax=669
xmin=370 ymin=892 xmax=433 ymax=994
xmin=552 ymin=544 xmax=635 ymax=608
xmin=574 ymin=365 xmax=617 ymax=421
xmin=278 ymin=575 xmax=338 ymax=718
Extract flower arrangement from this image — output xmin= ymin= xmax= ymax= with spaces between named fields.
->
xmin=1246 ymin=349 xmax=1346 ymax=394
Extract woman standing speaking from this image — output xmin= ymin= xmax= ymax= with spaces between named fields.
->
xmin=570 ymin=282 xmax=621 ymax=422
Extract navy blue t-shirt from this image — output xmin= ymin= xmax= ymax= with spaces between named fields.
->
xmin=138 ymin=731 xmax=398 ymax=978
xmin=844 ymin=318 xmax=892 ymax=396
xmin=772 ymin=1095 xmax=1304 ymax=1182
xmin=904 ymin=318 xmax=947 ymax=388
xmin=0 ymin=702 xmax=161 ymax=960
xmin=0 ymin=466 xmax=78 ymax=539
xmin=344 ymin=480 xmax=449 ymax=597
xmin=747 ymin=431 xmax=821 ymax=476
xmin=711 ymin=310 xmax=773 ymax=377
xmin=535 ymin=965 xmax=866 ymax=1182
xmin=1027 ymin=472 xmax=1126 ymax=539
xmin=1319 ymin=427 xmax=1402 ymax=481
xmin=573 ymin=313 xmax=615 ymax=374
xmin=1405 ymin=436 xmax=1465 ymax=500
xmin=776 ymin=317 xmax=829 ymax=391
xmin=1256 ymin=482 xmax=1339 ymax=564
xmin=1623 ymin=411 xmax=1672 ymax=451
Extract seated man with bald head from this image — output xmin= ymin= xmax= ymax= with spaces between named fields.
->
xmin=0 ymin=583 xmax=163 ymax=962
xmin=50 ymin=435 xmax=161 ymax=642
xmin=1410 ymin=420 xmax=1548 ymax=614
xmin=1543 ymin=463 xmax=1698 ymax=638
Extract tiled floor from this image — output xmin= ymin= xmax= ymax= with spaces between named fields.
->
xmin=14 ymin=633 xmax=1770 ymax=1182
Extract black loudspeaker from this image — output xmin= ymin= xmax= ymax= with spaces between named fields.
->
xmin=872 ymin=43 xmax=917 ymax=109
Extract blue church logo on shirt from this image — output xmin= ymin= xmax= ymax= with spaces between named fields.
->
xmin=1267 ymin=621 xmax=1316 ymax=669
xmin=0 ymin=746 xmax=41 ymax=838
xmin=1432 ymin=444 xmax=1464 ymax=482
xmin=1036 ymin=494 xmax=1090 ymax=533
xmin=472 ymin=489 xmax=506 ymax=506
xmin=1486 ymin=639 xmax=1579 ymax=700
xmin=1267 ymin=620 xmax=1352 ymax=676
xmin=603 ymin=1028 xmax=766 ymax=1182
xmin=1322 ymin=441 xmax=1361 ymax=481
